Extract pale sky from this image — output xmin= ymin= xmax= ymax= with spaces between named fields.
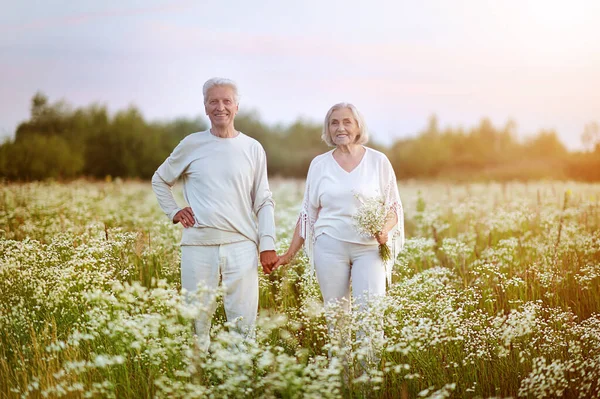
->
xmin=1 ymin=0 xmax=599 ymax=148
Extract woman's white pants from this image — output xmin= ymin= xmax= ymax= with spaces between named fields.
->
xmin=314 ymin=234 xmax=386 ymax=362
xmin=314 ymin=234 xmax=386 ymax=310
xmin=181 ymin=240 xmax=258 ymax=351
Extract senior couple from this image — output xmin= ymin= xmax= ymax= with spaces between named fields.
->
xmin=152 ymin=77 xmax=404 ymax=350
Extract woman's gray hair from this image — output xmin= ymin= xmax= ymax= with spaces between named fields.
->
xmin=202 ymin=77 xmax=240 ymax=105
xmin=321 ymin=103 xmax=369 ymax=147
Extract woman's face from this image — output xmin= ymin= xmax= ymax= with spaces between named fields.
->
xmin=328 ymin=108 xmax=360 ymax=146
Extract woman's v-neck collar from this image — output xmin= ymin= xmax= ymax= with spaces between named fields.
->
xmin=330 ymin=146 xmax=368 ymax=174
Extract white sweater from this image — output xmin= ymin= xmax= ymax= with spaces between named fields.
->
xmin=152 ymin=130 xmax=276 ymax=252
xmin=299 ymin=147 xmax=404 ymax=282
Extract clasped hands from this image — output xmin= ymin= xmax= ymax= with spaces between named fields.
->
xmin=259 ymin=250 xmax=278 ymax=275
xmin=262 ymin=250 xmax=292 ymax=274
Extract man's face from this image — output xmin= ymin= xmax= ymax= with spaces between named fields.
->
xmin=204 ymin=85 xmax=238 ymax=129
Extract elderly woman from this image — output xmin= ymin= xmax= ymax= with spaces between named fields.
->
xmin=275 ymin=102 xmax=404 ymax=315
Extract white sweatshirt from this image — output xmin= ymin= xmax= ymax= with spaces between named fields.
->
xmin=152 ymin=130 xmax=276 ymax=252
xmin=299 ymin=147 xmax=404 ymax=282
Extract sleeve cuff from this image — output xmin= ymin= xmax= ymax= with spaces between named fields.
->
xmin=168 ymin=208 xmax=182 ymax=223
xmin=259 ymin=236 xmax=276 ymax=252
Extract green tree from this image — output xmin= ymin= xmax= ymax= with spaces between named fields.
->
xmin=0 ymin=135 xmax=83 ymax=180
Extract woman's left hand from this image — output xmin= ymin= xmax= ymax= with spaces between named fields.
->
xmin=273 ymin=251 xmax=293 ymax=270
xmin=375 ymin=230 xmax=388 ymax=245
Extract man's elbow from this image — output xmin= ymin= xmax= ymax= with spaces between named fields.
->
xmin=255 ymin=198 xmax=275 ymax=214
xmin=152 ymin=171 xmax=169 ymax=187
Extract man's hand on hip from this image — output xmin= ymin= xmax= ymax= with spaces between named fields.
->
xmin=174 ymin=207 xmax=195 ymax=228
xmin=260 ymin=250 xmax=278 ymax=274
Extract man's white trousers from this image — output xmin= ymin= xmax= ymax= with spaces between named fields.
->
xmin=181 ymin=240 xmax=258 ymax=350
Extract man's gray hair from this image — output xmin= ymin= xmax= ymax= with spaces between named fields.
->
xmin=203 ymin=77 xmax=240 ymax=105
xmin=321 ymin=102 xmax=369 ymax=147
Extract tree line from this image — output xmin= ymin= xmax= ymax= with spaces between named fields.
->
xmin=1 ymin=93 xmax=599 ymax=181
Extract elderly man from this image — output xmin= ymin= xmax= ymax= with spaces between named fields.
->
xmin=152 ymin=77 xmax=278 ymax=349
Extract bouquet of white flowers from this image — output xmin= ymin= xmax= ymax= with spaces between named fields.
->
xmin=352 ymin=194 xmax=391 ymax=262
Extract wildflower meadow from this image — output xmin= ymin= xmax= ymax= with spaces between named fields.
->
xmin=1 ymin=179 xmax=599 ymax=398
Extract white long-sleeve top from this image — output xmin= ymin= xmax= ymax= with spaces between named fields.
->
xmin=299 ymin=147 xmax=404 ymax=283
xmin=152 ymin=130 xmax=276 ymax=252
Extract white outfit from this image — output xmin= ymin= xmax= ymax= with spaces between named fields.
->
xmin=151 ymin=130 xmax=275 ymax=348
xmin=299 ymin=147 xmax=404 ymax=287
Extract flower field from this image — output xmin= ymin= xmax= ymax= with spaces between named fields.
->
xmin=1 ymin=179 xmax=599 ymax=398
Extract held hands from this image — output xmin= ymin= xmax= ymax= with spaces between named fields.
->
xmin=375 ymin=230 xmax=388 ymax=245
xmin=174 ymin=207 xmax=195 ymax=228
xmin=260 ymin=250 xmax=279 ymax=275
xmin=262 ymin=250 xmax=293 ymax=275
